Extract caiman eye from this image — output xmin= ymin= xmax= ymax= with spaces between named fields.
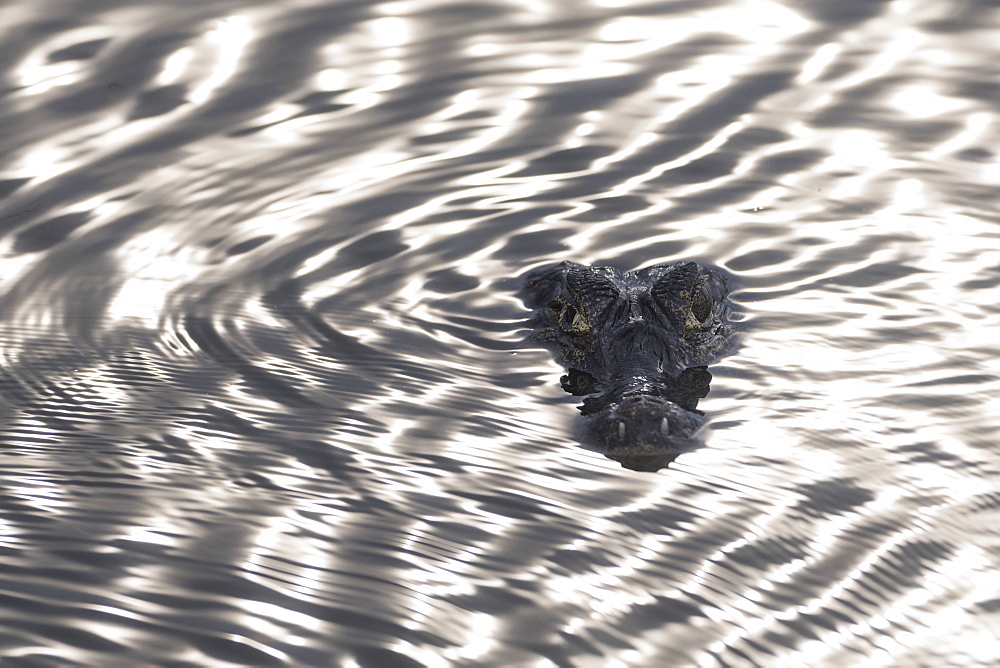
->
xmin=560 ymin=303 xmax=590 ymax=333
xmin=690 ymin=287 xmax=712 ymax=323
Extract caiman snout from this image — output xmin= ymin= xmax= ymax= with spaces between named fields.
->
xmin=584 ymin=394 xmax=704 ymax=453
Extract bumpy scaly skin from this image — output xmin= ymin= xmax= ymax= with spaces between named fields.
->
xmin=523 ymin=261 xmax=737 ymax=469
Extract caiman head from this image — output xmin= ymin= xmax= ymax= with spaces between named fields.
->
xmin=523 ymin=260 xmax=737 ymax=468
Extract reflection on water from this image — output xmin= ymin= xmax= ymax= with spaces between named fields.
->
xmin=2 ymin=0 xmax=1000 ymax=664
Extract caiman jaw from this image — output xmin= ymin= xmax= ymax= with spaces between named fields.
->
xmin=584 ymin=393 xmax=704 ymax=453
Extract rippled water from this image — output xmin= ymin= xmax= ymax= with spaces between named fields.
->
xmin=2 ymin=0 xmax=999 ymax=665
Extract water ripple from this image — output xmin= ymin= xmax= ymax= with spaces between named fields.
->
xmin=1 ymin=0 xmax=999 ymax=664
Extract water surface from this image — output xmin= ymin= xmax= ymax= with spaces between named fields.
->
xmin=1 ymin=0 xmax=999 ymax=665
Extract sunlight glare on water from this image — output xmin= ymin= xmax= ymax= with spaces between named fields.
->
xmin=0 ymin=0 xmax=999 ymax=665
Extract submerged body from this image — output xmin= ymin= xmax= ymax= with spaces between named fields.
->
xmin=523 ymin=261 xmax=737 ymax=470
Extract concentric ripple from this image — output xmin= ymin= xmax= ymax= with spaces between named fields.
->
xmin=1 ymin=0 xmax=999 ymax=664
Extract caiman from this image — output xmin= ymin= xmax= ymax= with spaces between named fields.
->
xmin=523 ymin=260 xmax=738 ymax=471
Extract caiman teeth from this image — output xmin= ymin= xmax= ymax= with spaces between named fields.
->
xmin=618 ymin=421 xmax=626 ymax=440
xmin=660 ymin=417 xmax=669 ymax=436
